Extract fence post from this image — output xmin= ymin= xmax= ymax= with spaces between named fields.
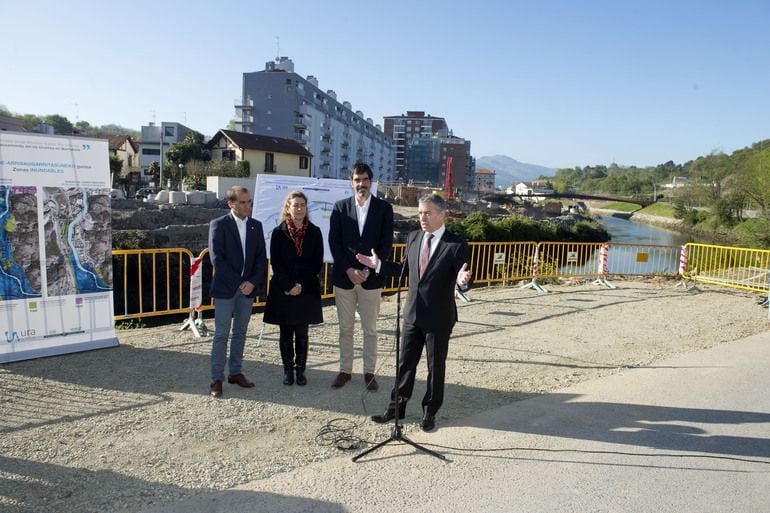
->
xmin=180 ymin=256 xmax=211 ymax=337
xmin=676 ymin=244 xmax=700 ymax=292
xmin=592 ymin=243 xmax=616 ymax=289
xmin=521 ymin=244 xmax=548 ymax=293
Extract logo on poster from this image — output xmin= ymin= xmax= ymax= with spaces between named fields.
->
xmin=4 ymin=329 xmax=35 ymax=343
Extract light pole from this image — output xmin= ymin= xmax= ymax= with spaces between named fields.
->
xmin=178 ymin=163 xmax=184 ymax=191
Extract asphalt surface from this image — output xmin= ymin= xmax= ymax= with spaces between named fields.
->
xmin=138 ymin=331 xmax=770 ymax=513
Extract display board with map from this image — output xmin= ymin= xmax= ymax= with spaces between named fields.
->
xmin=0 ymin=132 xmax=117 ymax=363
xmin=253 ymin=174 xmax=377 ymax=263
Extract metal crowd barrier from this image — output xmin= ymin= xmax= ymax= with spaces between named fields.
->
xmin=112 ymin=248 xmax=195 ymax=320
xmin=112 ymin=241 xmax=770 ymax=321
xmin=685 ymin=243 xmax=770 ymax=293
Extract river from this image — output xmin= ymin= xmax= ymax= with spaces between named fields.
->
xmin=555 ymin=215 xmax=687 ymax=276
xmin=598 ymin=214 xmax=688 ymax=245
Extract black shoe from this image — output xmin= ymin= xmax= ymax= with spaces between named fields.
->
xmin=295 ymin=368 xmax=307 ymax=386
xmin=371 ymin=405 xmax=405 ymax=423
xmin=364 ymin=373 xmax=379 ymax=391
xmin=283 ymin=370 xmax=294 ymax=386
xmin=421 ymin=414 xmax=436 ymax=432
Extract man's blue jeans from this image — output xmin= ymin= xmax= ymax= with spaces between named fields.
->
xmin=211 ymin=291 xmax=254 ymax=381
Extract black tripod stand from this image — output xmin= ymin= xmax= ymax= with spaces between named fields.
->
xmin=353 ymin=260 xmax=446 ymax=462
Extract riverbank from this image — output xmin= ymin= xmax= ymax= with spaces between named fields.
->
xmin=587 ymin=202 xmax=682 ymax=230
xmin=2 ymin=280 xmax=768 ymax=513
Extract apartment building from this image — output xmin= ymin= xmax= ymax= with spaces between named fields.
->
xmin=383 ymin=111 xmax=448 ymax=182
xmin=406 ymin=135 xmax=475 ymax=192
xmin=138 ymin=121 xmax=191 ymax=184
xmin=234 ymin=57 xmax=395 ymax=182
xmin=475 ymin=168 xmax=496 ymax=193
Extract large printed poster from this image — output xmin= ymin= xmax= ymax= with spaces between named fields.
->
xmin=253 ymin=174 xmax=377 ymax=263
xmin=0 ymin=132 xmax=117 ymax=363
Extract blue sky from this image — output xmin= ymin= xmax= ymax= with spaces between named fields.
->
xmin=2 ymin=0 xmax=768 ymax=169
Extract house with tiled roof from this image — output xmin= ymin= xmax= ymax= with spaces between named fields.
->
xmin=206 ymin=129 xmax=312 ymax=178
xmin=108 ymin=135 xmax=140 ymax=176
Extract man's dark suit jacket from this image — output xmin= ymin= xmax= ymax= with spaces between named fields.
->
xmin=208 ymin=213 xmax=267 ymax=300
xmin=329 ymin=195 xmax=393 ymax=290
xmin=380 ymin=228 xmax=470 ymax=333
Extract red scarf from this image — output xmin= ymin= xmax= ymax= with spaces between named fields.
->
xmin=286 ymin=217 xmax=308 ymax=256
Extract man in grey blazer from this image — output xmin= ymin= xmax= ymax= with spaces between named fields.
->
xmin=207 ymin=186 xmax=267 ymax=398
xmin=357 ymin=193 xmax=471 ymax=431
xmin=328 ymin=162 xmax=394 ymax=391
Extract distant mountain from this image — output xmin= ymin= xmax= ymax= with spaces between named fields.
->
xmin=476 ymin=155 xmax=556 ymax=189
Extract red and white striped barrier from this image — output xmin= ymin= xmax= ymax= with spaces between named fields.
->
xmin=521 ymin=245 xmax=548 ymax=293
xmin=592 ymin=243 xmax=615 ymax=289
xmin=678 ymin=244 xmax=688 ymax=276
xmin=676 ymin=244 xmax=699 ymax=291
xmin=180 ymin=257 xmax=210 ymax=337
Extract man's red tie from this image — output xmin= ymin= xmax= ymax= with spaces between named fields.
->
xmin=419 ymin=233 xmax=433 ymax=278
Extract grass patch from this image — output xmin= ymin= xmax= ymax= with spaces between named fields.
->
xmin=639 ymin=202 xmax=677 ymax=217
xmin=598 ymin=202 xmax=640 ymax=212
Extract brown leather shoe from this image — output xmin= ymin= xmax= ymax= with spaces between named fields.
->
xmin=364 ymin=373 xmax=379 ymax=391
xmin=210 ymin=380 xmax=223 ymax=398
xmin=227 ymin=373 xmax=255 ymax=388
xmin=331 ymin=372 xmax=352 ymax=388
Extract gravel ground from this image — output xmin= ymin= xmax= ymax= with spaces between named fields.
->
xmin=1 ymin=279 xmax=768 ymax=513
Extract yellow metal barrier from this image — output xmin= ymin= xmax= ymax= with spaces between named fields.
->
xmin=685 ymin=243 xmax=770 ymax=293
xmin=535 ymin=242 xmax=681 ymax=280
xmin=537 ymin=242 xmax=605 ymax=279
xmin=469 ymin=242 xmax=537 ymax=284
xmin=113 ymin=248 xmax=195 ymax=320
xmin=606 ymin=243 xmax=681 ymax=277
xmin=112 ymin=241 xmax=767 ymax=321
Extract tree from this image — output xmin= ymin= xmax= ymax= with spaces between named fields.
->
xmin=689 ymin=152 xmax=731 ymax=202
xmin=735 ymin=147 xmax=770 ymax=216
xmin=109 ymin=155 xmax=123 ymax=187
xmin=147 ymin=161 xmax=160 ymax=186
xmin=43 ymin=114 xmax=74 ymax=134
xmin=166 ymin=130 xmax=206 ymax=166
xmin=21 ymin=114 xmax=41 ymax=130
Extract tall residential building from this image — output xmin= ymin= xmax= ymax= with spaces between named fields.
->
xmin=234 ymin=57 xmax=395 ymax=181
xmin=383 ymin=111 xmax=448 ymax=182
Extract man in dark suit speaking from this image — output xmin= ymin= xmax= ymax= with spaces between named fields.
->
xmin=207 ymin=186 xmax=267 ymax=398
xmin=356 ymin=193 xmax=471 ymax=431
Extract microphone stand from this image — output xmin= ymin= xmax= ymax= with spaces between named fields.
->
xmin=353 ymin=254 xmax=446 ymax=462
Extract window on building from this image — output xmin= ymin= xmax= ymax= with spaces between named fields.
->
xmin=164 ymin=126 xmax=175 ymax=137
xmin=265 ymin=153 xmax=275 ymax=172
xmin=299 ymin=156 xmax=309 ymax=169
xmin=222 ymin=150 xmax=235 ymax=161
xmin=142 ymin=148 xmax=160 ymax=155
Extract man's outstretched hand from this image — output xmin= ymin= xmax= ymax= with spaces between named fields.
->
xmin=457 ymin=262 xmax=471 ymax=288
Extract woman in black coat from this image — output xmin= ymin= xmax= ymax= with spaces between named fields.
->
xmin=263 ymin=190 xmax=324 ymax=386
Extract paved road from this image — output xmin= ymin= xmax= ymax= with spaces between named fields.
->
xmin=140 ymin=332 xmax=770 ymax=513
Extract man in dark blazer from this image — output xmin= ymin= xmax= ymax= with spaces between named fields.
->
xmin=328 ymin=162 xmax=394 ymax=391
xmin=208 ymin=186 xmax=267 ymax=398
xmin=356 ymin=193 xmax=471 ymax=431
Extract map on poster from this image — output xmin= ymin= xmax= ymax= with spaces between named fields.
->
xmin=252 ymin=174 xmax=377 ymax=263
xmin=0 ymin=131 xmax=118 ymax=363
